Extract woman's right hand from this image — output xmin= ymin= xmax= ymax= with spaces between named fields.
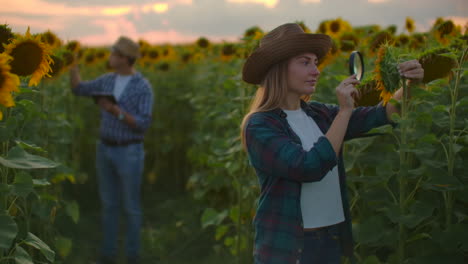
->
xmin=336 ymin=75 xmax=360 ymax=111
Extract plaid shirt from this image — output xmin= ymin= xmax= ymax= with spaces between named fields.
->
xmin=73 ymin=72 xmax=153 ymax=142
xmin=245 ymin=100 xmax=390 ymax=264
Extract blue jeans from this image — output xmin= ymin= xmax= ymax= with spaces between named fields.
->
xmin=301 ymin=224 xmax=342 ymax=264
xmin=96 ymin=141 xmax=144 ymax=259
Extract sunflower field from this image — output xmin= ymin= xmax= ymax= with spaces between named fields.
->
xmin=0 ymin=17 xmax=467 ymax=264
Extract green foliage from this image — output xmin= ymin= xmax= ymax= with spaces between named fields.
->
xmin=1 ymin=19 xmax=467 ymax=264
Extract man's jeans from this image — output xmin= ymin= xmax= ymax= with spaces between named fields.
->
xmin=96 ymin=141 xmax=144 ymax=259
xmin=301 ymin=224 xmax=342 ymax=264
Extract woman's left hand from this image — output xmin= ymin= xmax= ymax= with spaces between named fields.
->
xmin=398 ymin=60 xmax=424 ymax=84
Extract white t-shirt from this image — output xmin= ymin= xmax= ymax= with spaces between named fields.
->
xmin=283 ymin=108 xmax=345 ymax=228
xmin=113 ymin=74 xmax=132 ymax=101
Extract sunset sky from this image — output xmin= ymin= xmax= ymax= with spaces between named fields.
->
xmin=2 ymin=0 xmax=467 ymax=46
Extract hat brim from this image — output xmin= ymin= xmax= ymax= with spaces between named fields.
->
xmin=242 ymin=34 xmax=332 ymax=85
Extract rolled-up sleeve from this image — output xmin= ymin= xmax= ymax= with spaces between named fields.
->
xmin=132 ymin=87 xmax=153 ymax=132
xmin=321 ymin=103 xmax=391 ymax=140
xmin=245 ymin=114 xmax=338 ymax=183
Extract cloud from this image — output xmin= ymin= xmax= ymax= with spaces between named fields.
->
xmin=301 ymin=0 xmax=321 ymax=3
xmin=2 ymin=0 xmax=190 ymax=16
xmin=0 ymin=16 xmax=66 ymax=31
xmin=75 ymin=16 xmax=237 ymax=45
xmin=2 ymin=0 xmax=467 ymax=45
xmin=226 ymin=0 xmax=279 ymax=9
xmin=368 ymin=0 xmax=390 ymax=3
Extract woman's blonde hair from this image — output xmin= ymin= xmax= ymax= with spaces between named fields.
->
xmin=240 ymin=59 xmax=310 ymax=149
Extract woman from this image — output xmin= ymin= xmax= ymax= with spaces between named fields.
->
xmin=241 ymin=23 xmax=423 ymax=264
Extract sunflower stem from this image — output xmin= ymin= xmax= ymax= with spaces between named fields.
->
xmin=444 ymin=47 xmax=466 ymax=230
xmin=398 ymin=77 xmax=409 ymax=264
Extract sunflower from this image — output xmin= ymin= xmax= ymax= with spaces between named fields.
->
xmin=339 ymin=32 xmax=358 ymax=52
xmin=317 ymin=20 xmax=329 ymax=34
xmin=3 ymin=27 xmax=52 ymax=87
xmin=328 ymin=18 xmax=352 ymax=38
xmin=61 ymin=50 xmax=75 ymax=68
xmin=65 ymin=40 xmax=80 ymax=53
xmin=0 ymin=24 xmax=14 ymax=53
xmin=46 ymin=54 xmax=64 ymax=79
xmin=433 ymin=19 xmax=460 ymax=44
xmin=318 ymin=39 xmax=339 ymax=71
xmin=353 ymin=25 xmax=381 ymax=39
xmin=396 ymin=34 xmax=410 ymax=47
xmin=196 ymin=37 xmax=210 ymax=48
xmin=386 ymin=25 xmax=397 ymax=35
xmin=405 ymin=17 xmax=415 ymax=33
xmin=146 ymin=46 xmax=160 ymax=62
xmin=369 ymin=31 xmax=394 ymax=53
xmin=418 ymin=47 xmax=457 ymax=83
xmin=138 ymin=39 xmax=150 ymax=50
xmin=243 ymin=26 xmax=263 ymax=40
xmin=408 ymin=33 xmax=427 ymax=50
xmin=374 ymin=44 xmax=401 ymax=104
xmin=39 ymin=30 xmax=62 ymax=50
xmin=158 ymin=62 xmax=170 ymax=72
xmin=84 ymin=52 xmax=96 ymax=65
xmin=181 ymin=52 xmax=192 ymax=63
xmin=0 ymin=54 xmax=20 ymax=120
xmin=295 ymin=21 xmax=311 ymax=33
xmin=221 ymin=43 xmax=237 ymax=61
xmin=355 ymin=79 xmax=381 ymax=107
xmin=94 ymin=49 xmax=109 ymax=63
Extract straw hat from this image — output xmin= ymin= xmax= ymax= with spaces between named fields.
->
xmin=242 ymin=23 xmax=332 ymax=85
xmin=112 ymin=36 xmax=140 ymax=59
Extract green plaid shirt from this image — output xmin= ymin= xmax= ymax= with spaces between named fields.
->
xmin=245 ymin=101 xmax=390 ymax=264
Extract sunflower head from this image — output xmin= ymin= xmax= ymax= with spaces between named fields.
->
xmin=65 ymin=40 xmax=81 ymax=53
xmin=370 ymin=31 xmax=394 ymax=53
xmin=84 ymin=54 xmax=96 ymax=65
xmin=355 ymin=79 xmax=381 ymax=107
xmin=396 ymin=34 xmax=410 ymax=47
xmin=243 ymin=26 xmax=264 ymax=40
xmin=159 ymin=62 xmax=170 ymax=72
xmin=433 ymin=19 xmax=460 ymax=44
xmin=138 ymin=39 xmax=150 ymax=49
xmin=339 ymin=32 xmax=358 ymax=52
xmin=327 ymin=18 xmax=352 ymax=37
xmin=386 ymin=25 xmax=397 ymax=35
xmin=39 ymin=30 xmax=62 ymax=49
xmin=0 ymin=54 xmax=20 ymax=118
xmin=374 ymin=44 xmax=402 ymax=104
xmin=181 ymin=52 xmax=192 ymax=63
xmin=318 ymin=39 xmax=339 ymax=71
xmin=147 ymin=47 xmax=159 ymax=61
xmin=0 ymin=24 xmax=14 ymax=53
xmin=405 ymin=17 xmax=415 ymax=33
xmin=95 ymin=49 xmax=109 ymax=60
xmin=354 ymin=25 xmax=381 ymax=36
xmin=196 ymin=37 xmax=210 ymax=48
xmin=418 ymin=47 xmax=458 ymax=83
xmin=295 ymin=21 xmax=311 ymax=33
xmin=317 ymin=20 xmax=329 ymax=34
xmin=61 ymin=50 xmax=74 ymax=68
xmin=220 ymin=43 xmax=237 ymax=61
xmin=47 ymin=54 xmax=64 ymax=78
xmin=4 ymin=27 xmax=52 ymax=87
xmin=222 ymin=43 xmax=236 ymax=56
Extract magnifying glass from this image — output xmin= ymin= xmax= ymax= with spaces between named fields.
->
xmin=349 ymin=51 xmax=364 ymax=81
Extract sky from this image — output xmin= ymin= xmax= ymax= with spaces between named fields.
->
xmin=1 ymin=0 xmax=467 ymax=46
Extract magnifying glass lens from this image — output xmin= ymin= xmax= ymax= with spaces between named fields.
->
xmin=349 ymin=51 xmax=364 ymax=81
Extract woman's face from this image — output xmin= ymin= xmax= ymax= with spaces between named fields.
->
xmin=286 ymin=52 xmax=320 ymax=97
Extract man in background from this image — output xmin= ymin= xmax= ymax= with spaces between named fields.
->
xmin=70 ymin=36 xmax=153 ymax=264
